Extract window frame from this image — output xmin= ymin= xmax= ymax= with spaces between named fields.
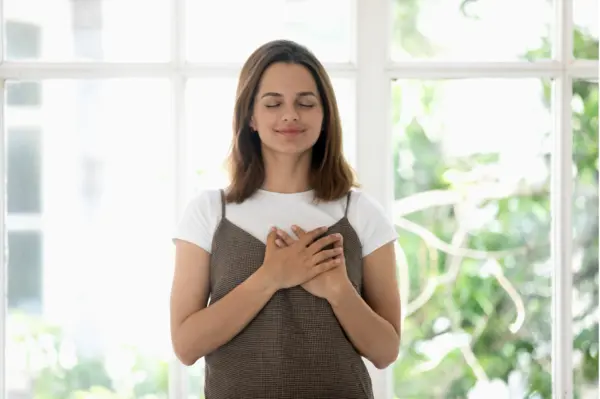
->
xmin=0 ymin=0 xmax=597 ymax=398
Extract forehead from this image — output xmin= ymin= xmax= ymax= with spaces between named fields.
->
xmin=257 ymin=62 xmax=318 ymax=94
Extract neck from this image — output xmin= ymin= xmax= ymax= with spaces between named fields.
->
xmin=261 ymin=150 xmax=311 ymax=193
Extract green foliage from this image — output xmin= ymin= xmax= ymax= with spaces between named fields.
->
xmin=9 ymin=312 xmax=169 ymax=399
xmin=391 ymin=1 xmax=599 ymax=398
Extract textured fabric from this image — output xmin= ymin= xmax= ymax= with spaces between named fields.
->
xmin=204 ymin=190 xmax=374 ymax=399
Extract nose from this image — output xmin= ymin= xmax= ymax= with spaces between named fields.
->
xmin=281 ymin=105 xmax=299 ymax=122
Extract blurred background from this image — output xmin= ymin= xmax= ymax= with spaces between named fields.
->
xmin=1 ymin=0 xmax=598 ymax=398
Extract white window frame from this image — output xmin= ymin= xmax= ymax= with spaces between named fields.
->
xmin=0 ymin=0 xmax=598 ymax=398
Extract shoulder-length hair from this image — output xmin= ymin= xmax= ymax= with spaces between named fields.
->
xmin=225 ymin=39 xmax=358 ymax=203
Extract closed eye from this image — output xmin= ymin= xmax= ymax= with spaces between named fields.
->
xmin=265 ymin=103 xmax=315 ymax=109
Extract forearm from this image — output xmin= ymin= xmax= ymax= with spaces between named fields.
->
xmin=174 ymin=268 xmax=277 ymax=365
xmin=328 ymin=282 xmax=400 ymax=369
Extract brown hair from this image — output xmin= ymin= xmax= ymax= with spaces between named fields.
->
xmin=225 ymin=39 xmax=358 ymax=203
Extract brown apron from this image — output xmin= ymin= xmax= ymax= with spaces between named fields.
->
xmin=204 ymin=190 xmax=374 ymax=399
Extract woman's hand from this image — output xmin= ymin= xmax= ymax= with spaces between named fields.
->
xmin=276 ymin=226 xmax=352 ymax=301
xmin=260 ymin=226 xmax=343 ymax=290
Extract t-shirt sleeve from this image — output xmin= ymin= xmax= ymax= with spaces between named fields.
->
xmin=172 ymin=190 xmax=221 ymax=253
xmin=352 ymin=191 xmax=398 ymax=257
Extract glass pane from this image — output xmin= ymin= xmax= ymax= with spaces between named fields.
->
xmin=5 ymin=79 xmax=175 ymax=399
xmin=7 ymin=232 xmax=43 ymax=312
xmin=186 ymin=0 xmax=354 ymax=63
xmin=391 ymin=78 xmax=552 ymax=397
xmin=185 ymin=76 xmax=356 ymax=198
xmin=572 ymin=79 xmax=598 ymax=396
xmin=3 ymin=0 xmax=170 ymax=61
xmin=574 ymin=0 xmax=599 ymax=60
xmin=7 ymin=128 xmax=42 ymax=213
xmin=390 ymin=0 xmax=552 ymax=61
xmin=7 ymin=82 xmax=42 ymax=107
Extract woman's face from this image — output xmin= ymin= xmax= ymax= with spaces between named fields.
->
xmin=250 ymin=62 xmax=324 ymax=157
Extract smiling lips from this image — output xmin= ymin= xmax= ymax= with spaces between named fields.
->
xmin=276 ymin=127 xmax=304 ymax=135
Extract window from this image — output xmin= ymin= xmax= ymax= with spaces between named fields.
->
xmin=386 ymin=1 xmax=598 ymax=398
xmin=1 ymin=1 xmax=597 ymax=399
xmin=391 ymin=77 xmax=554 ymax=397
xmin=185 ymin=0 xmax=354 ymax=63
xmin=7 ymin=128 xmax=42 ymax=213
xmin=5 ymin=21 xmax=41 ymax=60
xmin=7 ymin=232 xmax=42 ymax=312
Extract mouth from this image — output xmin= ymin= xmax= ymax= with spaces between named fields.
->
xmin=275 ymin=128 xmax=305 ymax=135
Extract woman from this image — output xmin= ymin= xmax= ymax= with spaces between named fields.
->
xmin=170 ymin=39 xmax=401 ymax=399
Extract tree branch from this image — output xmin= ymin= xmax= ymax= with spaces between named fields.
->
xmin=393 ymin=182 xmax=549 ymax=218
xmin=405 ymin=226 xmax=469 ymax=316
xmin=396 ymin=217 xmax=527 ymax=260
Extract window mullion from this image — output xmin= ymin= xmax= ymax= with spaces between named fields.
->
xmin=387 ymin=60 xmax=563 ymax=78
xmin=170 ymin=0 xmax=189 ymax=398
xmin=0 ymin=78 xmax=7 ymax=399
xmin=551 ymin=0 xmax=574 ymax=397
xmin=0 ymin=0 xmax=4 ymax=65
xmin=568 ymin=59 xmax=599 ymax=79
xmin=356 ymin=0 xmax=394 ymax=398
xmin=0 ymin=62 xmax=174 ymax=79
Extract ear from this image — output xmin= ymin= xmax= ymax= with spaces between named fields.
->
xmin=249 ymin=116 xmax=256 ymax=132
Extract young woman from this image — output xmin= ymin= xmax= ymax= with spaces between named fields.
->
xmin=170 ymin=39 xmax=401 ymax=399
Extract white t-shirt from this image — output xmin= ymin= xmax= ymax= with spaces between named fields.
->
xmin=174 ymin=189 xmax=398 ymax=258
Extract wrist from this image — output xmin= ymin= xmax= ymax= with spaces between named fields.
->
xmin=326 ymin=279 xmax=355 ymax=307
xmin=253 ymin=265 xmax=281 ymax=295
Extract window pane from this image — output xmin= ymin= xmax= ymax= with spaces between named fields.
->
xmin=391 ymin=78 xmax=552 ymax=397
xmin=3 ymin=0 xmax=170 ymax=61
xmin=8 ymin=232 xmax=43 ymax=312
xmin=5 ymin=21 xmax=41 ymax=59
xmin=572 ymin=79 xmax=598 ymax=396
xmin=186 ymin=0 xmax=354 ymax=63
xmin=185 ymin=76 xmax=356 ymax=198
xmin=7 ymin=82 xmax=42 ymax=107
xmin=390 ymin=0 xmax=552 ymax=61
xmin=5 ymin=79 xmax=175 ymax=399
xmin=574 ymin=0 xmax=599 ymax=60
xmin=7 ymin=128 xmax=42 ymax=213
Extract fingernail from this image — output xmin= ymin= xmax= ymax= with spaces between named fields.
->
xmin=270 ymin=227 xmax=276 ymax=232
xmin=291 ymin=225 xmax=298 ymax=231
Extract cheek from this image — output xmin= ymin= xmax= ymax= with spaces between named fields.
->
xmin=251 ymin=108 xmax=272 ymax=130
xmin=308 ymin=110 xmax=324 ymax=131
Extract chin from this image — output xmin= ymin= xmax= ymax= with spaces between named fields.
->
xmin=263 ymin=142 xmax=314 ymax=156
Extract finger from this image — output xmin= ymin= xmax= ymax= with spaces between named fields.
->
xmin=299 ymin=226 xmax=328 ymax=246
xmin=266 ymin=227 xmax=278 ymax=247
xmin=276 ymin=229 xmax=295 ymax=246
xmin=275 ymin=238 xmax=286 ymax=248
xmin=309 ymin=258 xmax=341 ymax=278
xmin=307 ymin=233 xmax=342 ymax=255
xmin=291 ymin=225 xmax=307 ymax=237
xmin=312 ymin=247 xmax=344 ymax=264
xmin=333 ymin=235 xmax=343 ymax=248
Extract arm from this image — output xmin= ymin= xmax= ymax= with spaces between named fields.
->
xmin=328 ymin=241 xmax=401 ymax=369
xmin=170 ymin=240 xmax=277 ymax=366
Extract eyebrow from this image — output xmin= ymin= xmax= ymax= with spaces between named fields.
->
xmin=260 ymin=91 xmax=318 ymax=99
